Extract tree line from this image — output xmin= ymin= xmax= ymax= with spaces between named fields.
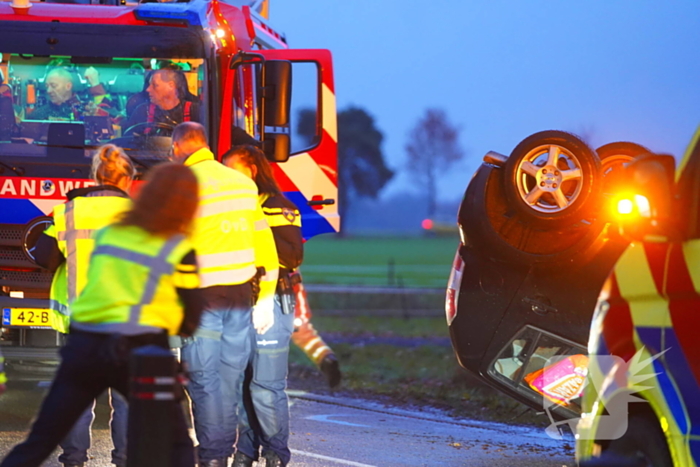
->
xmin=296 ymin=106 xmax=463 ymax=233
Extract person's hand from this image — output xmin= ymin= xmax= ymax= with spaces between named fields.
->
xmin=252 ymin=303 xmax=274 ymax=335
xmin=84 ymin=67 xmax=100 ymax=87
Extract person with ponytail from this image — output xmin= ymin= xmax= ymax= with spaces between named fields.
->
xmin=1 ymin=163 xmax=202 ymax=467
xmin=222 ymin=145 xmax=304 ymax=467
xmin=31 ymin=144 xmax=135 ymax=467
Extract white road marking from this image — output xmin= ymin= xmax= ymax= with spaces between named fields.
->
xmin=305 ymin=414 xmax=370 ymax=427
xmin=291 ymin=449 xmax=378 ymax=467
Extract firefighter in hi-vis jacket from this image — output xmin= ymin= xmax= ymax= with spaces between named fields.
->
xmin=226 ymin=134 xmax=342 ymax=391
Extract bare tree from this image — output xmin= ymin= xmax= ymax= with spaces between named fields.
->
xmin=405 ymin=109 xmax=464 ymax=218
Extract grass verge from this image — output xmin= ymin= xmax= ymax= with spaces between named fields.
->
xmin=288 ymin=316 xmax=547 ymax=426
xmin=302 ymin=236 xmax=458 ymax=288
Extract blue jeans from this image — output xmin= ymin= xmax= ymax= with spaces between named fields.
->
xmin=237 ymin=297 xmax=294 ymax=465
xmin=181 ymin=307 xmax=252 ymax=463
xmin=58 ymin=389 xmax=128 ymax=466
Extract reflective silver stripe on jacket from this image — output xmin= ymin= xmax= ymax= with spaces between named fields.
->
xmin=199 ymin=197 xmax=257 ymax=218
xmin=50 ymin=299 xmax=70 ymax=317
xmin=90 ymin=234 xmax=184 ymax=328
xmin=197 ymin=249 xmax=255 ymax=269
xmin=200 ymin=189 xmax=255 ymax=201
xmin=61 ymin=201 xmax=96 ymax=302
xmin=199 ymin=266 xmax=256 ymax=288
xmin=57 ymin=230 xmax=94 ymax=242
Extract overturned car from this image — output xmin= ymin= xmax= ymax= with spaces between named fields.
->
xmin=445 ymin=130 xmax=660 ymax=453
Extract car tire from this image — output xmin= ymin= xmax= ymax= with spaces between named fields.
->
xmin=604 ymin=415 xmax=673 ymax=467
xmin=597 ymin=141 xmax=650 ymax=195
xmin=504 ymin=131 xmax=602 ymax=228
xmin=459 ymin=164 xmax=605 ymax=265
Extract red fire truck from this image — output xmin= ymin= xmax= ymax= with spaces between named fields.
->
xmin=0 ymin=0 xmax=339 ymax=375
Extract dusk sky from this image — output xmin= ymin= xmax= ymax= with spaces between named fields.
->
xmin=271 ymin=1 xmax=700 ymax=202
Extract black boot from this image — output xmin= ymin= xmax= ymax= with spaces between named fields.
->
xmin=262 ymin=451 xmax=284 ymax=467
xmin=320 ymin=354 xmax=342 ymax=389
xmin=232 ymin=451 xmax=255 ymax=467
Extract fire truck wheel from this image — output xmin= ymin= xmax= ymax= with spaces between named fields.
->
xmin=597 ymin=141 xmax=651 ymax=195
xmin=504 ymin=131 xmax=602 ymax=228
xmin=605 ymin=415 xmax=672 ymax=467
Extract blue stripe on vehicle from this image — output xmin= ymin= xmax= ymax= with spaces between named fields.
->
xmin=0 ymin=199 xmax=44 ymax=224
xmin=661 ymin=329 xmax=700 ymax=436
xmin=651 ymin=354 xmax=688 ymax=435
xmin=636 ymin=327 xmax=663 ymax=356
xmin=283 ymin=191 xmax=335 ymax=240
xmin=595 ymin=329 xmax=610 ymax=356
xmin=689 ymin=439 xmax=700 ymax=463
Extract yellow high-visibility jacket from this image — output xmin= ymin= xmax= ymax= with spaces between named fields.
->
xmin=184 ymin=148 xmax=278 ymax=310
xmin=70 ymin=224 xmax=198 ymax=336
xmin=44 ymin=187 xmax=131 ymax=333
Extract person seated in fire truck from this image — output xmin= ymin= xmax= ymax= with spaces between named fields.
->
xmin=124 ymin=68 xmax=200 ymax=135
xmin=29 ymin=67 xmax=114 ymax=121
xmin=125 ymin=62 xmax=198 ymax=120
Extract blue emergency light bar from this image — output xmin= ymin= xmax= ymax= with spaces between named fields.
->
xmin=134 ymin=3 xmax=203 ymax=26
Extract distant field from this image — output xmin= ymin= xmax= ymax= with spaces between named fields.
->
xmin=301 ymin=236 xmax=459 ymax=288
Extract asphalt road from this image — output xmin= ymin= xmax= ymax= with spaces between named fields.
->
xmin=0 ymin=381 xmax=576 ymax=467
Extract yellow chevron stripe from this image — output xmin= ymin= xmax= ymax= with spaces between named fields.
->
xmin=681 ymin=241 xmax=700 ymax=292
xmin=676 ymin=125 xmax=700 ymax=182
xmin=614 ymin=243 xmax=670 ymax=328
xmin=322 ymin=83 xmax=337 ymax=143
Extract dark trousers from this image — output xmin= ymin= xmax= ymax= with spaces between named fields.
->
xmin=0 ymin=330 xmax=194 ymax=467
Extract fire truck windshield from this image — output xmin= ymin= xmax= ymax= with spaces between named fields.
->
xmin=0 ymin=54 xmax=207 ymax=168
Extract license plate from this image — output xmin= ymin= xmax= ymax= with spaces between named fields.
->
xmin=2 ymin=308 xmax=53 ymax=328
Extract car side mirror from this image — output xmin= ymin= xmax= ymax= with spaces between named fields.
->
xmin=615 ymin=154 xmax=678 ymax=242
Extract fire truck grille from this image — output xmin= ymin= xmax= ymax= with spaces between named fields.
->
xmin=0 ymin=224 xmax=23 ymax=243
xmin=0 ymin=249 xmax=27 ymax=262
xmin=0 ymin=269 xmax=53 ymax=288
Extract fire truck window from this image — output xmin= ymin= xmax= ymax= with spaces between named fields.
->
xmin=0 ymin=54 xmax=207 ymax=166
xmin=290 ymin=61 xmax=320 ymax=154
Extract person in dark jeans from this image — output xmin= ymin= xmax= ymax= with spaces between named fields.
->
xmin=223 ymin=145 xmax=303 ymax=467
xmin=0 ymin=162 xmax=203 ymax=467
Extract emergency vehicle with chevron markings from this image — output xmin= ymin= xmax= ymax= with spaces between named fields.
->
xmin=573 ymin=132 xmax=700 ymax=466
xmin=0 ymin=0 xmax=338 ymax=374
xmin=446 ymin=128 xmax=700 ymax=465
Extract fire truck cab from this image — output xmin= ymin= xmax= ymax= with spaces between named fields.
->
xmin=0 ymin=0 xmax=339 ymax=375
